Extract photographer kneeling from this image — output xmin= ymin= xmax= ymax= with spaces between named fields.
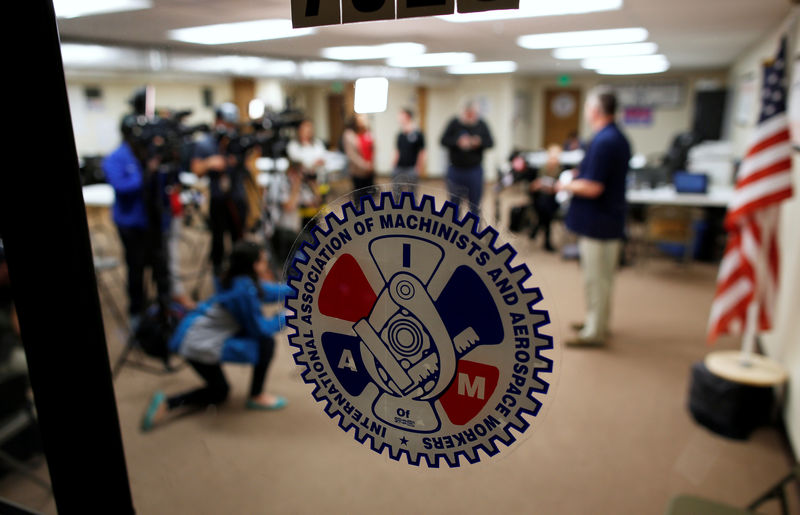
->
xmin=141 ymin=241 xmax=290 ymax=431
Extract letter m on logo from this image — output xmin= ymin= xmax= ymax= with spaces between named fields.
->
xmin=439 ymin=360 xmax=499 ymax=425
xmin=458 ymin=373 xmax=486 ymax=399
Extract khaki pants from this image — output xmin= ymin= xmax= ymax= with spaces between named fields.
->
xmin=578 ymin=237 xmax=622 ymax=340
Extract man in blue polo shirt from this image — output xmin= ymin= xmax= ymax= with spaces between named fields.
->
xmin=560 ymin=88 xmax=631 ymax=346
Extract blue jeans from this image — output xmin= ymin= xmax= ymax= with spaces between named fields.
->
xmin=392 ymin=166 xmax=419 ymax=195
xmin=447 ymin=164 xmax=484 ymax=213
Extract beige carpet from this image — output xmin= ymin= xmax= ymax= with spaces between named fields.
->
xmin=2 ymin=185 xmax=797 ymax=514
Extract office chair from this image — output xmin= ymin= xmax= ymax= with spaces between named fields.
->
xmin=665 ymin=464 xmax=800 ymax=515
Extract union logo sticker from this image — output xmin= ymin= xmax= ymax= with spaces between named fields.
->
xmin=285 ymin=192 xmax=555 ymax=467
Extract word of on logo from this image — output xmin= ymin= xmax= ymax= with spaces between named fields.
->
xmin=285 ymin=192 xmax=554 ymax=467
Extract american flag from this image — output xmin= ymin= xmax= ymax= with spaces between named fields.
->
xmin=707 ymin=36 xmax=794 ymax=343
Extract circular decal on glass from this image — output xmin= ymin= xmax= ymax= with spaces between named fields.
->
xmin=551 ymin=92 xmax=576 ymax=119
xmin=285 ymin=192 xmax=555 ymax=467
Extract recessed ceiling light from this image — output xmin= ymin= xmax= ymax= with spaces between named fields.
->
xmin=322 ymin=42 xmax=426 ymax=61
xmin=439 ymin=0 xmax=621 ymax=23
xmin=553 ymin=42 xmax=658 ymax=60
xmin=54 ymin=0 xmax=151 ymax=18
xmin=583 ymin=55 xmax=670 ymax=74
xmin=518 ymin=28 xmax=648 ymax=50
xmin=168 ymin=19 xmax=315 ymax=45
xmin=387 ymin=52 xmax=475 ymax=68
xmin=447 ymin=61 xmax=518 ymax=74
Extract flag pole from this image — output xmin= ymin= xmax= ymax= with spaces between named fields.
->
xmin=740 ymin=300 xmax=758 ymax=367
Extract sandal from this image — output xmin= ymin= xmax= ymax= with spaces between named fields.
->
xmin=141 ymin=391 xmax=166 ymax=432
xmin=246 ymin=396 xmax=288 ymax=411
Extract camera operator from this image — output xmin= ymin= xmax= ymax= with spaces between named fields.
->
xmin=191 ymin=103 xmax=249 ymax=277
xmin=265 ymin=160 xmax=322 ymax=271
xmin=103 ymin=114 xmax=172 ymax=329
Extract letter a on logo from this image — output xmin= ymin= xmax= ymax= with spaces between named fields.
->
xmin=338 ymin=349 xmax=359 ymax=372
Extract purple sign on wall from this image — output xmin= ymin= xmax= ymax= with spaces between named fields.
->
xmin=624 ymin=106 xmax=653 ymax=126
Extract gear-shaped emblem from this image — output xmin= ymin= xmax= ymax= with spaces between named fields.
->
xmin=285 ymin=192 xmax=555 ymax=467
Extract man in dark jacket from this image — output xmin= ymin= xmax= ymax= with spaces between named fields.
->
xmin=440 ymin=100 xmax=494 ymax=213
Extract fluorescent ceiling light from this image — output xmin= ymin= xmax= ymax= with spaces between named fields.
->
xmin=169 ymin=19 xmax=314 ymax=45
xmin=553 ymin=42 xmax=657 ymax=60
xmin=447 ymin=61 xmax=518 ymax=75
xmin=387 ymin=52 xmax=474 ymax=68
xmin=354 ymin=78 xmax=389 ymax=114
xmin=54 ymin=0 xmax=151 ymax=18
xmin=582 ymin=54 xmax=668 ymax=69
xmin=300 ymin=61 xmax=346 ymax=79
xmin=322 ymin=42 xmax=426 ymax=61
xmin=595 ymin=62 xmax=670 ymax=75
xmin=350 ymin=66 xmax=411 ymax=80
xmin=439 ymin=0 xmax=621 ymax=23
xmin=298 ymin=62 xmax=411 ymax=80
xmin=61 ymin=43 xmax=122 ymax=65
xmin=171 ymin=55 xmax=297 ymax=76
xmin=60 ymin=43 xmax=144 ymax=69
xmin=583 ymin=55 xmax=670 ymax=75
xmin=518 ymin=28 xmax=648 ymax=50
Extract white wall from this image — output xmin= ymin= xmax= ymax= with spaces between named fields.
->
xmin=66 ymin=73 xmax=232 ymax=157
xmin=727 ymin=13 xmax=800 ymax=458
xmin=512 ymin=72 xmax=727 ymax=159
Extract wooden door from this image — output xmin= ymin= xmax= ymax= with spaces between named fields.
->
xmin=327 ymin=94 xmax=345 ymax=150
xmin=543 ymin=88 xmax=581 ymax=149
xmin=232 ymin=77 xmax=255 ymax=122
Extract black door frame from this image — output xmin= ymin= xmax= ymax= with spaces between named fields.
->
xmin=0 ymin=1 xmax=134 ymax=512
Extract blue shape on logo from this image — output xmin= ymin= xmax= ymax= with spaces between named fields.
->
xmin=435 ymin=265 xmax=504 ymax=355
xmin=321 ymin=332 xmax=372 ymax=397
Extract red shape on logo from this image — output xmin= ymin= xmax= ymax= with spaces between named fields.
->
xmin=438 ymin=360 xmax=499 ymax=426
xmin=319 ymin=253 xmax=377 ymax=323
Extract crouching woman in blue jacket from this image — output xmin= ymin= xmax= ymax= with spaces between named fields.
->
xmin=142 ymin=241 xmax=291 ymax=431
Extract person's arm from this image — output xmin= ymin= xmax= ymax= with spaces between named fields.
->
xmin=190 ymin=154 xmax=226 ymax=177
xmin=190 ymin=138 xmax=226 ymax=177
xmin=557 ymin=142 xmax=609 ymax=198
xmin=228 ymin=281 xmax=286 ymax=339
xmin=416 ymin=149 xmax=427 ymax=177
xmin=343 ymin=130 xmax=371 ymax=173
xmin=260 ymin=282 xmax=293 ymax=302
xmin=286 ymin=140 xmax=301 ymax=163
xmin=312 ymin=140 xmax=327 ymax=168
xmin=282 ymin=173 xmax=302 ymax=212
xmin=440 ymin=119 xmax=460 ymax=148
xmin=415 ymin=132 xmax=427 ymax=175
xmin=103 ymin=150 xmax=143 ymax=195
xmin=478 ymin=121 xmax=494 ymax=149
xmin=562 ymin=178 xmax=604 ymax=198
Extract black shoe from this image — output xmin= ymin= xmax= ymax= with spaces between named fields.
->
xmin=543 ymin=242 xmax=556 ymax=252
